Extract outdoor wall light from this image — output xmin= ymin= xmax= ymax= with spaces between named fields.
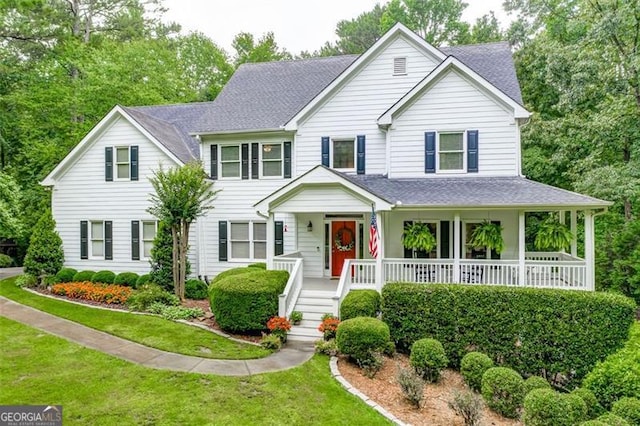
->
xmin=307 ymin=221 xmax=313 ymax=232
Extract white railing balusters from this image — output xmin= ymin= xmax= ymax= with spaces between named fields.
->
xmin=273 ymin=255 xmax=304 ymax=318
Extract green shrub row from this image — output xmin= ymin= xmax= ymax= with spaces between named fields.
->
xmin=583 ymin=322 xmax=640 ymax=410
xmin=340 ymin=290 xmax=381 ymax=320
xmin=381 ymin=283 xmax=636 ymax=386
xmin=209 ymin=269 xmax=289 ymax=333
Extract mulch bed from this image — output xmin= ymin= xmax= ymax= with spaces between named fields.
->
xmin=337 ymin=353 xmax=521 ymax=426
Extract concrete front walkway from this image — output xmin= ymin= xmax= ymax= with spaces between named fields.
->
xmin=0 ymin=297 xmax=314 ymax=376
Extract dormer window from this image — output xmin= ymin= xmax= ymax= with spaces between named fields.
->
xmin=393 ymin=57 xmax=407 ymax=75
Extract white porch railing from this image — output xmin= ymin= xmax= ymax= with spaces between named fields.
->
xmin=524 ymin=260 xmax=587 ymax=289
xmin=273 ymin=253 xmax=304 ymax=318
xmin=332 ymin=259 xmax=377 ymax=316
xmin=525 ymin=251 xmax=582 ymax=262
xmin=273 ymin=251 xmax=302 ymax=274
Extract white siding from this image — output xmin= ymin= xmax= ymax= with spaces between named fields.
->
xmin=273 ymin=187 xmax=371 ymax=213
xmin=296 ymin=36 xmax=440 ymax=176
xmin=389 ymin=70 xmax=518 ymax=178
xmin=296 ymin=213 xmax=324 ymax=277
xmin=51 ymin=117 xmax=194 ymax=274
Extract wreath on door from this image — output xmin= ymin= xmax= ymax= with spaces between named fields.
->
xmin=334 ymin=226 xmax=355 ymax=252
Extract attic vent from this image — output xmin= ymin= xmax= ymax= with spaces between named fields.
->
xmin=393 ymin=57 xmax=407 ymax=75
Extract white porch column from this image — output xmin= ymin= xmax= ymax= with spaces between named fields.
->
xmin=266 ymin=212 xmax=275 ymax=270
xmin=453 ymin=213 xmax=461 ymax=283
xmin=518 ymin=211 xmax=526 ymax=286
xmin=375 ymin=210 xmax=385 ymax=292
xmin=570 ymin=210 xmax=578 ymax=257
xmin=559 ymin=211 xmax=566 ymax=253
xmin=584 ymin=210 xmax=595 ymax=291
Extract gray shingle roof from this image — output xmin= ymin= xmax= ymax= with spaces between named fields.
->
xmin=441 ymin=42 xmax=523 ymax=105
xmin=339 ymin=174 xmax=610 ymax=207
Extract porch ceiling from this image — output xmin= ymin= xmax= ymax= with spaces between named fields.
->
xmin=340 ymin=174 xmax=611 ymax=209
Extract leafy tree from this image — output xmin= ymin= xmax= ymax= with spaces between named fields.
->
xmin=232 ymin=32 xmax=291 ymax=66
xmin=320 ymin=4 xmax=387 ymax=55
xmin=0 ymin=172 xmax=23 ymax=240
xmin=147 ymin=162 xmax=217 ymax=299
xmin=23 ymin=209 xmax=64 ymax=285
xmin=149 ymin=220 xmax=189 ymax=292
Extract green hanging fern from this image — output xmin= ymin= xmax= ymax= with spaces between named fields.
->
xmin=468 ymin=221 xmax=504 ymax=254
xmin=402 ymin=222 xmax=437 ymax=253
xmin=534 ymin=216 xmax=573 ymax=251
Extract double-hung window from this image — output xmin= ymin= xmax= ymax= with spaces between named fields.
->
xmin=332 ymin=139 xmax=355 ymax=169
xmin=438 ymin=132 xmax=465 ymax=172
xmin=116 ymin=147 xmax=130 ymax=179
xmin=141 ymin=221 xmax=157 ymax=259
xmin=91 ymin=221 xmax=104 ymax=258
xmin=220 ymin=145 xmax=241 ymax=178
xmin=229 ymin=221 xmax=266 ymax=260
xmin=261 ymin=144 xmax=282 ymax=177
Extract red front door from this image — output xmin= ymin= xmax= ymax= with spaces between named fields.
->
xmin=331 ymin=221 xmax=357 ymax=277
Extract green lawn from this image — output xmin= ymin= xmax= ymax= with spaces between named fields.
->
xmin=0 ymin=317 xmax=388 ymax=425
xmin=0 ymin=277 xmax=270 ymax=360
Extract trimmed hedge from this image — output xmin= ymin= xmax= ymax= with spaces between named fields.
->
xmin=54 ymin=268 xmax=78 ymax=283
xmin=212 ymin=266 xmax=258 ymax=284
xmin=523 ymin=388 xmax=587 ymax=426
xmin=596 ymin=413 xmax=631 ymax=426
xmin=461 ymin=352 xmax=495 ymax=392
xmin=136 ymin=274 xmax=151 ymax=287
xmin=410 ymin=338 xmax=448 ymax=383
xmin=572 ymin=388 xmax=604 ymax=420
xmin=209 ymin=270 xmax=289 ymax=333
xmin=612 ymin=398 xmax=640 ymax=426
xmin=336 ymin=317 xmax=391 ymax=364
xmin=72 ymin=270 xmax=95 ymax=282
xmin=524 ymin=376 xmax=552 ymax=394
xmin=248 ymin=262 xmax=266 ymax=269
xmin=381 ymin=283 xmax=636 ymax=385
xmin=340 ymin=290 xmax=381 ymax=320
xmin=91 ymin=270 xmax=115 ymax=284
xmin=114 ymin=272 xmax=139 ymax=287
xmin=481 ymin=367 xmax=526 ymax=419
xmin=584 ymin=322 xmax=640 ymax=409
xmin=185 ymin=278 xmax=208 ymax=300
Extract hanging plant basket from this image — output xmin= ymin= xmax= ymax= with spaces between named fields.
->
xmin=402 ymin=222 xmax=437 ymax=253
xmin=468 ymin=221 xmax=504 ymax=254
xmin=535 ymin=216 xmax=573 ymax=251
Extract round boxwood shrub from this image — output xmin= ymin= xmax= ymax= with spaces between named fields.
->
xmin=596 ymin=413 xmax=631 ymax=426
xmin=0 ymin=253 xmax=13 ymax=268
xmin=340 ymin=290 xmax=381 ymax=321
xmin=114 ymin=272 xmax=139 ymax=287
xmin=572 ymin=388 xmax=605 ymax=420
xmin=335 ymin=317 xmax=391 ymax=364
xmin=212 ymin=266 xmax=258 ymax=284
xmin=524 ymin=376 xmax=552 ymax=394
xmin=91 ymin=270 xmax=115 ymax=284
xmin=248 ymin=262 xmax=266 ymax=269
xmin=524 ymin=389 xmax=574 ymax=426
xmin=612 ymin=397 xmax=640 ymax=425
xmin=481 ymin=367 xmax=526 ymax=419
xmin=136 ymin=274 xmax=151 ymax=288
xmin=185 ymin=278 xmax=208 ymax=300
xmin=209 ymin=270 xmax=289 ymax=333
xmin=54 ymin=268 xmax=78 ymax=283
xmin=580 ymin=421 xmax=610 ymax=426
xmin=461 ymin=352 xmax=495 ymax=391
xmin=410 ymin=338 xmax=448 ymax=383
xmin=72 ymin=270 xmax=95 ymax=282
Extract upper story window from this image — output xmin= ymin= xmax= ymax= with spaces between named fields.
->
xmin=116 ymin=147 xmax=130 ymax=179
xmin=332 ymin=139 xmax=355 ymax=169
xmin=393 ymin=57 xmax=407 ymax=75
xmin=261 ymin=143 xmax=283 ymax=177
xmin=438 ymin=132 xmax=465 ymax=172
xmin=220 ymin=145 xmax=241 ymax=178
xmin=105 ymin=146 xmax=138 ymax=182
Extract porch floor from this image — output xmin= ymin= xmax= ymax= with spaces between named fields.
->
xmin=302 ymin=277 xmax=338 ymax=292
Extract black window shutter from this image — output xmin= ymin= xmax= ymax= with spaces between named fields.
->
xmin=321 ymin=136 xmax=330 ymax=167
xmin=356 ymin=135 xmax=366 ymax=174
xmin=241 ymin=144 xmax=249 ymax=180
xmin=275 ymin=221 xmax=284 ymax=256
xmin=425 ymin=132 xmax=436 ymax=173
xmin=80 ymin=221 xmax=88 ymax=259
xmin=130 ymin=145 xmax=139 ymax=181
xmin=131 ymin=221 xmax=140 ymax=261
xmin=283 ymin=141 xmax=292 ymax=178
xmin=251 ymin=143 xmax=259 ymax=179
xmin=440 ymin=221 xmax=450 ymax=259
xmin=219 ymin=221 xmax=228 ymax=261
xmin=105 ymin=147 xmax=113 ymax=181
xmin=210 ymin=144 xmax=218 ymax=179
xmin=403 ymin=221 xmax=413 ymax=258
xmin=491 ymin=221 xmax=501 ymax=259
xmin=467 ymin=130 xmax=479 ymax=173
xmin=105 ymin=221 xmax=113 ymax=260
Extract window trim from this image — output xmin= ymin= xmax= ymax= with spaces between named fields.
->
xmin=114 ymin=146 xmax=131 ymax=180
xmin=259 ymin=142 xmax=284 ymax=179
xmin=140 ymin=220 xmax=157 ymax=260
xmin=219 ymin=144 xmax=242 ymax=180
xmin=228 ymin=221 xmax=267 ymax=261
xmin=436 ymin=131 xmax=467 ymax=174
xmin=330 ymin=138 xmax=356 ymax=171
xmin=90 ymin=220 xmax=105 ymax=259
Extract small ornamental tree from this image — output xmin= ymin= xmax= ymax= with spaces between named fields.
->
xmin=0 ymin=172 xmax=24 ymax=240
xmin=149 ymin=220 xmax=190 ymax=292
xmin=147 ymin=162 xmax=217 ymax=300
xmin=23 ymin=209 xmax=64 ymax=285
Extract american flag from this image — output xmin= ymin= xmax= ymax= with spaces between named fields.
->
xmin=369 ymin=206 xmax=379 ymax=258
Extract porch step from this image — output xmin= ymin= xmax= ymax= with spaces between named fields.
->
xmin=299 ymin=290 xmax=335 ymax=299
xmin=288 ymin=320 xmax=323 ymax=342
xmin=296 ymin=297 xmax=333 ymax=307
xmin=288 ymin=288 xmax=335 ymax=342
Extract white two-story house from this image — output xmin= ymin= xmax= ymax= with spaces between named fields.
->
xmin=42 ymin=24 xmax=609 ymax=338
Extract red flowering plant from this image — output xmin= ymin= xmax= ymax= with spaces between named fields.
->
xmin=318 ymin=315 xmax=340 ymax=341
xmin=267 ymin=316 xmax=291 ymax=342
